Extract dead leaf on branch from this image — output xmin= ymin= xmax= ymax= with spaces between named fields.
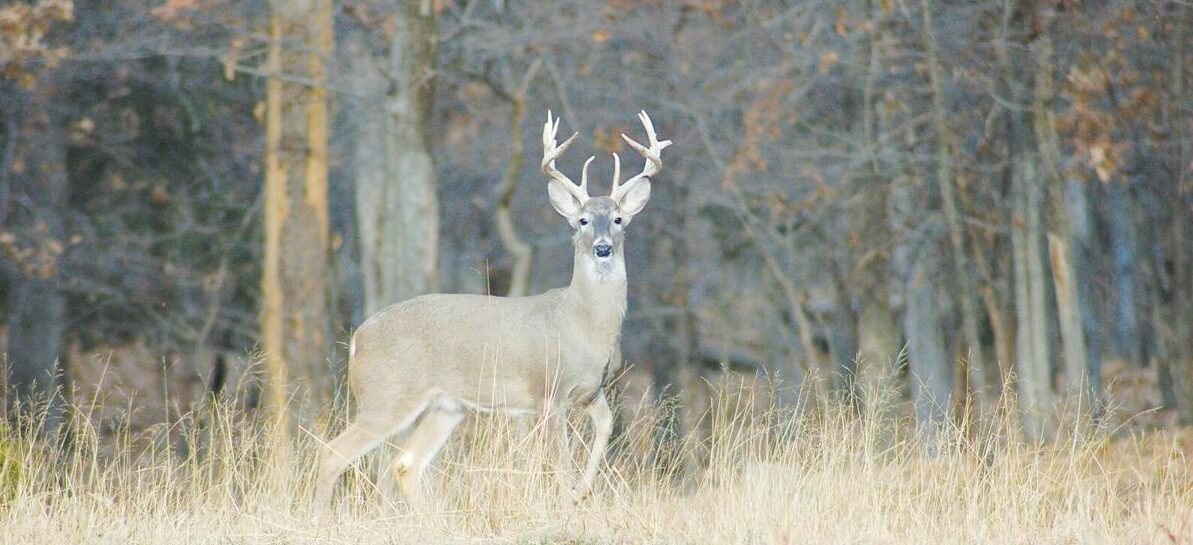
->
xmin=150 ymin=0 xmax=199 ymax=22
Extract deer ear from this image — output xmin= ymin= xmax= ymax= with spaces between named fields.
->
xmin=548 ymin=179 xmax=584 ymax=219
xmin=616 ymin=180 xmax=651 ymax=220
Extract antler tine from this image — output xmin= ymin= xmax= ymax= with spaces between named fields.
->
xmin=611 ymin=110 xmax=672 ymax=201
xmin=579 ymin=155 xmax=595 ymax=195
xmin=542 ymin=111 xmax=589 ymax=203
xmin=609 ymin=153 xmax=622 ymax=196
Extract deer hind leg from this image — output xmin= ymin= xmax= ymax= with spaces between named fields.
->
xmin=313 ymin=401 xmax=428 ymax=513
xmin=388 ymin=406 xmax=464 ymax=508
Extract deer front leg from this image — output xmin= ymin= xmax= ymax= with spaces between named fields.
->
xmin=572 ymin=392 xmax=612 ymax=500
xmin=545 ymin=400 xmax=576 ymax=495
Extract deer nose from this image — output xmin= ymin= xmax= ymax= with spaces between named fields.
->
xmin=594 ymin=244 xmax=613 ymax=258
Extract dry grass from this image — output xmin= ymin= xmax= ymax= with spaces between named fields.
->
xmin=1 ymin=382 xmax=1191 ymax=545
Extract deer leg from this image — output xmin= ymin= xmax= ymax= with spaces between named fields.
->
xmin=313 ymin=403 xmax=426 ymax=515
xmin=388 ymin=407 xmax=464 ymax=509
xmin=550 ymin=404 xmax=576 ymax=491
xmin=573 ymin=392 xmax=612 ymax=500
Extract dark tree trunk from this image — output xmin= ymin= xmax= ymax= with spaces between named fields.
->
xmin=7 ymin=273 xmax=66 ymax=428
xmin=1168 ymin=1 xmax=1193 ymax=423
xmin=651 ymin=182 xmax=698 ymax=478
xmin=1108 ymin=180 xmax=1141 ymax=367
xmin=3 ymin=91 xmax=68 ymax=435
xmin=827 ymin=291 xmax=859 ymax=400
xmin=647 ymin=302 xmax=686 ymax=476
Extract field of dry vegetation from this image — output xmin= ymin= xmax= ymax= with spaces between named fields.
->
xmin=1 ymin=381 xmax=1191 ymax=545
xmin=0 ymin=369 xmax=1178 ymax=543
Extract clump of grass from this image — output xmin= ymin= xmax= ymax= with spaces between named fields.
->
xmin=0 ymin=426 xmax=21 ymax=509
xmin=0 ymin=381 xmax=1190 ymax=544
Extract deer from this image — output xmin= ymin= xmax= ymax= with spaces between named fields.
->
xmin=313 ymin=110 xmax=670 ymax=512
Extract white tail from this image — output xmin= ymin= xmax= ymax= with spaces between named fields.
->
xmin=313 ymin=111 xmax=670 ymax=512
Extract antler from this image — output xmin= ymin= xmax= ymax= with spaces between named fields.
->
xmin=542 ymin=110 xmax=593 ymax=204
xmin=610 ymin=110 xmax=672 ymax=201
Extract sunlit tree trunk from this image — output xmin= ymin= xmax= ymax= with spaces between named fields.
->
xmin=354 ymin=0 xmax=438 ymax=316
xmin=262 ymin=0 xmax=335 ymax=424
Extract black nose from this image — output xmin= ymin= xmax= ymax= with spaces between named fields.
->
xmin=594 ymin=244 xmax=613 ymax=258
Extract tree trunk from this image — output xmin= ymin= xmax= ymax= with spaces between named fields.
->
xmin=853 ymin=0 xmax=898 ymax=415
xmin=1066 ymin=179 xmax=1102 ymax=404
xmin=1033 ymin=29 xmax=1092 ymax=408
xmin=355 ymin=0 xmax=439 ymax=315
xmin=648 ymin=234 xmax=686 ymax=477
xmin=3 ymin=96 xmax=67 ymax=435
xmin=262 ymin=0 xmax=335 ymax=423
xmin=999 ymin=0 xmax=1053 ymax=443
xmin=1169 ymin=1 xmax=1193 ymax=423
xmin=972 ymin=238 xmax=1014 ymax=392
xmin=920 ymin=0 xmax=989 ymax=411
xmin=651 ymin=169 xmax=702 ymax=477
xmin=492 ymin=61 xmax=542 ymax=297
xmin=1011 ymin=152 xmax=1053 ymax=442
xmin=904 ymin=246 xmax=952 ymax=443
xmin=1048 ymin=235 xmax=1090 ymax=400
xmin=827 ymin=273 xmax=859 ymax=399
xmin=856 ymin=302 xmax=898 ymax=410
xmin=1108 ymin=179 xmax=1140 ymax=367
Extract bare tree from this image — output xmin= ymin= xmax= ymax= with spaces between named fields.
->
xmin=262 ymin=0 xmax=335 ymax=421
xmin=2 ymin=88 xmax=67 ymax=434
xmin=921 ymin=0 xmax=988 ymax=410
xmin=352 ymin=0 xmax=439 ymax=315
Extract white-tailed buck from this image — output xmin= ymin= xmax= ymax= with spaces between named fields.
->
xmin=313 ymin=111 xmax=670 ymax=510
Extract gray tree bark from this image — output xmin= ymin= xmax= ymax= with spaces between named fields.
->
xmin=999 ymin=0 xmax=1054 ymax=442
xmin=853 ymin=1 xmax=899 ymax=414
xmin=904 ymin=244 xmax=953 ymax=443
xmin=921 ymin=0 xmax=989 ymax=410
xmin=1033 ymin=27 xmax=1092 ymax=407
xmin=1011 ymin=153 xmax=1054 ymax=442
xmin=354 ymin=1 xmax=439 ymax=315
xmin=1066 ymin=179 xmax=1101 ymax=401
xmin=1108 ymin=180 xmax=1140 ymax=367
xmin=490 ymin=61 xmax=541 ymax=298
xmin=1168 ymin=3 xmax=1193 ymax=423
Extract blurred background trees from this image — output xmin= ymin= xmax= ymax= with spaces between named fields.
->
xmin=1 ymin=0 xmax=1191 ymax=450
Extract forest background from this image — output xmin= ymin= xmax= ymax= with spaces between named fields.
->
xmin=2 ymin=0 xmax=1192 ymax=458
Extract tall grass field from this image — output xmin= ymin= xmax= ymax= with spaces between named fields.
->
xmin=0 ymin=380 xmax=1190 ymax=544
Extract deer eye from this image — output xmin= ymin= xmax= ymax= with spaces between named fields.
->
xmin=579 ymin=218 xmax=589 ymax=226
xmin=614 ymin=217 xmax=623 ymax=225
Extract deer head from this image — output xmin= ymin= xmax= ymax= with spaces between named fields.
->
xmin=541 ymin=110 xmax=671 ymax=264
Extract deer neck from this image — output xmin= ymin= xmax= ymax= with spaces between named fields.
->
xmin=565 ymin=245 xmax=628 ymax=330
